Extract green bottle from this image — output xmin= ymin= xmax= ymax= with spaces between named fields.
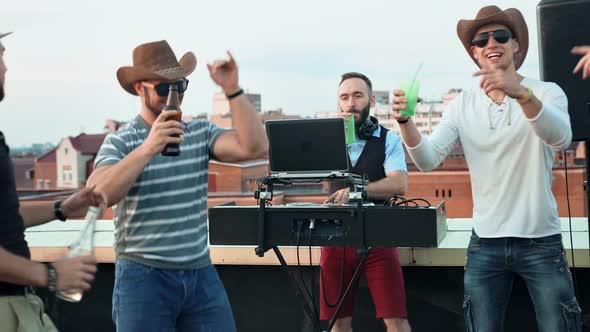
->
xmin=344 ymin=115 xmax=356 ymax=145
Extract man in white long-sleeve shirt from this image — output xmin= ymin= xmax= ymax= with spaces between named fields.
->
xmin=392 ymin=6 xmax=581 ymax=332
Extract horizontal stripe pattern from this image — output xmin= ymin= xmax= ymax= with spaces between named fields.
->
xmin=125 ymin=183 xmax=207 ymax=202
xmin=95 ymin=115 xmax=225 ymax=269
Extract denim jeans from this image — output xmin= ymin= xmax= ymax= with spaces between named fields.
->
xmin=463 ymin=231 xmax=582 ymax=332
xmin=112 ymin=259 xmax=236 ymax=332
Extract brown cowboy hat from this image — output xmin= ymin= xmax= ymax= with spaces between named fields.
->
xmin=117 ymin=40 xmax=196 ymax=95
xmin=457 ymin=6 xmax=528 ymax=70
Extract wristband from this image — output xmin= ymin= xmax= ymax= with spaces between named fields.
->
xmin=397 ymin=118 xmax=410 ymax=124
xmin=45 ymin=263 xmax=57 ymax=292
xmin=54 ymin=200 xmax=67 ymax=222
xmin=517 ymin=88 xmax=533 ymax=105
xmin=226 ymin=88 xmax=244 ymax=100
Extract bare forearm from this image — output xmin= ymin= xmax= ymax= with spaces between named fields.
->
xmin=87 ymin=145 xmax=153 ymax=207
xmin=19 ymin=201 xmax=57 ymax=228
xmin=398 ymin=119 xmax=422 ymax=148
xmin=365 ymin=175 xmax=407 ymax=200
xmin=228 ymin=94 xmax=268 ymax=157
xmin=0 ymin=248 xmax=47 ymax=287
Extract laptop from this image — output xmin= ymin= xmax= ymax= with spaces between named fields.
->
xmin=266 ymin=118 xmax=353 ymax=179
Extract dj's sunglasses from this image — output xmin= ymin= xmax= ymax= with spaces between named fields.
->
xmin=471 ymin=29 xmax=513 ymax=48
xmin=143 ymin=79 xmax=189 ymax=97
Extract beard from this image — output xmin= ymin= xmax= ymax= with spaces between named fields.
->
xmin=143 ymin=87 xmax=183 ymax=116
xmin=146 ymin=97 xmax=163 ymax=115
xmin=143 ymin=86 xmax=165 ymax=115
xmin=353 ymin=103 xmax=371 ymax=133
xmin=340 ymin=102 xmax=371 ymax=129
xmin=0 ymin=83 xmax=4 ymax=102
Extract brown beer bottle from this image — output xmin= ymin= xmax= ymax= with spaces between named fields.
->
xmin=162 ymin=84 xmax=183 ymax=156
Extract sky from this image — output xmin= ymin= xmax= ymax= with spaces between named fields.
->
xmin=2 ymin=0 xmax=545 ymax=146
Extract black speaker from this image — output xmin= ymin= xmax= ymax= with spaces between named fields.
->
xmin=538 ymin=0 xmax=590 ymax=141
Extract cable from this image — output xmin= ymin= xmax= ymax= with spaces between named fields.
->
xmin=296 ymin=221 xmax=315 ymax=310
xmin=404 ymin=198 xmax=432 ymax=206
xmin=384 ymin=195 xmax=433 ymax=207
xmin=320 ymin=247 xmax=347 ymax=308
xmin=296 ymin=220 xmax=318 ymax=317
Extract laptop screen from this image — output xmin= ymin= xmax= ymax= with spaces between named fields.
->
xmin=266 ymin=118 xmax=349 ymax=174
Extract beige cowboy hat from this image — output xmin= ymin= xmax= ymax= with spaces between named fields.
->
xmin=117 ymin=40 xmax=196 ymax=95
xmin=457 ymin=6 xmax=529 ymax=70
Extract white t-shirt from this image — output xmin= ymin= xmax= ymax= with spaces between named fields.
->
xmin=406 ymin=77 xmax=572 ymax=238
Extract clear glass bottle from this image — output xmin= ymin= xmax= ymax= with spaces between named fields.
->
xmin=56 ymin=206 xmax=101 ymax=302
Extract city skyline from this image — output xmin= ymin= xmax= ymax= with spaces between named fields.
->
xmin=3 ymin=0 xmax=543 ymax=146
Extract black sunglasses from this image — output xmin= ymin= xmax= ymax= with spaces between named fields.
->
xmin=471 ymin=29 xmax=513 ymax=48
xmin=152 ymin=79 xmax=189 ymax=97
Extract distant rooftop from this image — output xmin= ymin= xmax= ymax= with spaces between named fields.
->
xmin=69 ymin=133 xmax=107 ymax=155
xmin=36 ymin=148 xmax=57 ymax=162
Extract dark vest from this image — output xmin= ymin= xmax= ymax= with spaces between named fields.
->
xmin=0 ymin=131 xmax=31 ymax=294
xmin=329 ymin=125 xmax=388 ymax=203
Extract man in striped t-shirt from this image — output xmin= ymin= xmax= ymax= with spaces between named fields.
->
xmin=88 ymin=41 xmax=267 ymax=332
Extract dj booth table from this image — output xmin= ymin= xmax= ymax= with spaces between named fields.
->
xmin=208 ymin=196 xmax=448 ymax=332
xmin=208 ymin=202 xmax=448 ymax=248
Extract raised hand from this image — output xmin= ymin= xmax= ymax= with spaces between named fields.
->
xmin=207 ymin=51 xmax=240 ymax=95
xmin=572 ymin=46 xmax=590 ymax=80
xmin=391 ymin=89 xmax=422 ymax=122
xmin=473 ymin=63 xmax=527 ymax=99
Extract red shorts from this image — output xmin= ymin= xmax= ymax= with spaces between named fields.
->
xmin=319 ymin=247 xmax=407 ymax=320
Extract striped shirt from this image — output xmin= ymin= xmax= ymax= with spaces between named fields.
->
xmin=94 ymin=115 xmax=225 ymax=269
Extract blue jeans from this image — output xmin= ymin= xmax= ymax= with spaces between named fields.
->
xmin=112 ymin=259 xmax=236 ymax=332
xmin=463 ymin=232 xmax=582 ymax=332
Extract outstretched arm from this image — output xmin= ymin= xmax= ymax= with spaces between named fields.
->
xmin=207 ymin=51 xmax=268 ymax=162
xmin=20 ymin=186 xmax=106 ymax=227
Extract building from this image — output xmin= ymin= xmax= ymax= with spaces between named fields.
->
xmin=11 ymin=157 xmax=35 ymax=190
xmin=208 ymin=159 xmax=269 ymax=193
xmin=211 ymin=92 xmax=262 ymax=129
xmin=314 ymin=111 xmax=338 ymax=118
xmin=374 ymin=101 xmax=445 ymax=136
xmin=33 ymin=148 xmax=57 ymax=190
xmin=259 ymin=108 xmax=301 ymax=123
xmin=55 ymin=133 xmax=106 ymax=188
xmin=373 ymin=90 xmax=390 ymax=105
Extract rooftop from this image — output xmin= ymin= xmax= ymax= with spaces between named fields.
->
xmin=69 ymin=133 xmax=107 ymax=155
